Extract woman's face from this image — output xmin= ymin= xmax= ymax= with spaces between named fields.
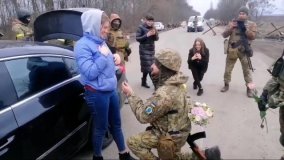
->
xmin=100 ymin=21 xmax=110 ymax=39
xmin=146 ymin=20 xmax=154 ymax=27
xmin=195 ymin=41 xmax=202 ymax=51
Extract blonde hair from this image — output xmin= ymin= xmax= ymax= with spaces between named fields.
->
xmin=101 ymin=12 xmax=110 ymax=25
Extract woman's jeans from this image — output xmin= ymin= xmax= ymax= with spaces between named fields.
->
xmin=85 ymin=89 xmax=126 ymax=156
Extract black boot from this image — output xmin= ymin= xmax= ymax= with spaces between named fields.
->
xmin=197 ymin=88 xmax=203 ymax=96
xmin=205 ymin=146 xmax=221 ymax=160
xmin=193 ymin=82 xmax=197 ymax=90
xmin=93 ymin=156 xmax=103 ymax=160
xmin=220 ymin=83 xmax=229 ymax=92
xmin=141 ymin=78 xmax=150 ymax=88
xmin=119 ymin=152 xmax=136 ymax=160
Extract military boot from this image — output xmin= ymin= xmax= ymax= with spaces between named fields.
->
xmin=205 ymin=146 xmax=221 ymax=160
xmin=247 ymin=87 xmax=253 ymax=98
xmin=220 ymin=83 xmax=229 ymax=92
xmin=141 ymin=78 xmax=150 ymax=88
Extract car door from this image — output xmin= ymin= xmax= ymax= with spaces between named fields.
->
xmin=0 ymin=62 xmax=19 ymax=160
xmin=4 ymin=55 xmax=89 ymax=159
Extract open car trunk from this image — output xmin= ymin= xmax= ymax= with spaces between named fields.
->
xmin=34 ymin=8 xmax=92 ymax=42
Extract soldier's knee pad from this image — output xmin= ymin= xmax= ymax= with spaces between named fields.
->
xmin=280 ymin=134 xmax=284 ymax=147
xmin=127 ymin=136 xmax=137 ymax=148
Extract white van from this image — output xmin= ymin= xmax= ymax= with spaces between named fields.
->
xmin=187 ymin=16 xmax=205 ymax=32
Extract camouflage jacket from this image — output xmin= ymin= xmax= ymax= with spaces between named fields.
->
xmin=263 ymin=77 xmax=284 ymax=109
xmin=222 ymin=20 xmax=257 ymax=45
xmin=107 ymin=29 xmax=130 ymax=62
xmin=11 ymin=19 xmax=33 ymax=41
xmin=128 ymin=72 xmax=191 ymax=135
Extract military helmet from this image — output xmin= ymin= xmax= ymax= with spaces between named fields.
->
xmin=17 ymin=8 xmax=31 ymax=19
xmin=155 ymin=49 xmax=181 ymax=72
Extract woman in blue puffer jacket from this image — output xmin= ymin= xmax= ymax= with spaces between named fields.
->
xmin=74 ymin=9 xmax=134 ymax=160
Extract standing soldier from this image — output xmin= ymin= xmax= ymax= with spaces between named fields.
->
xmin=122 ymin=49 xmax=192 ymax=159
xmin=220 ymin=6 xmax=257 ymax=97
xmin=107 ymin=13 xmax=132 ymax=64
xmin=255 ymin=49 xmax=284 ymax=160
xmin=12 ymin=8 xmax=33 ymax=41
xmin=136 ymin=14 xmax=159 ymax=89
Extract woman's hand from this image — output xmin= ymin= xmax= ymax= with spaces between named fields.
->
xmin=99 ymin=45 xmax=110 ymax=56
xmin=113 ymin=53 xmax=121 ymax=65
xmin=122 ymin=81 xmax=134 ymax=97
xmin=191 ymin=54 xmax=197 ymax=60
xmin=196 ymin=53 xmax=202 ymax=60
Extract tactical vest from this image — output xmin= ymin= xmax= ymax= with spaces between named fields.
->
xmin=229 ymin=21 xmax=252 ymax=48
xmin=12 ymin=23 xmax=33 ymax=41
xmin=108 ymin=30 xmax=127 ymax=49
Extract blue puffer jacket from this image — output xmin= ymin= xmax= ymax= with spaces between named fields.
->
xmin=74 ymin=9 xmax=117 ymax=91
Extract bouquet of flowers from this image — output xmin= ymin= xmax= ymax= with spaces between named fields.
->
xmin=188 ymin=102 xmax=214 ymax=126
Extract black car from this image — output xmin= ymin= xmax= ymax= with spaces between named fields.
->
xmin=0 ymin=8 xmax=125 ymax=160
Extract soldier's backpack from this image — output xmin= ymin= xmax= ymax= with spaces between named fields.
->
xmin=271 ymin=52 xmax=284 ymax=78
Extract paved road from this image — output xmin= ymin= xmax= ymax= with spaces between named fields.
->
xmin=74 ymin=27 xmax=283 ymax=159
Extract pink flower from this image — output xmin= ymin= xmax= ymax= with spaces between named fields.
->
xmin=191 ymin=107 xmax=207 ymax=119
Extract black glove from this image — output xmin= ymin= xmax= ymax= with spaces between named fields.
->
xmin=258 ymin=90 xmax=268 ymax=111
xmin=125 ymin=48 xmax=132 ymax=56
xmin=237 ymin=20 xmax=246 ymax=32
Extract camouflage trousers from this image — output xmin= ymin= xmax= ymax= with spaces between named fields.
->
xmin=223 ymin=48 xmax=252 ymax=84
xmin=280 ymin=107 xmax=284 ymax=146
xmin=127 ymin=130 xmax=193 ymax=160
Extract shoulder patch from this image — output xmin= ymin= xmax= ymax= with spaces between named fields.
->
xmin=145 ymin=106 xmax=153 ymax=115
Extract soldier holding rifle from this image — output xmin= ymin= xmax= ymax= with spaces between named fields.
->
xmin=220 ymin=6 xmax=257 ymax=98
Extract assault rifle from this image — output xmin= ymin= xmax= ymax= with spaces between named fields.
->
xmin=237 ymin=20 xmax=255 ymax=72
xmin=187 ymin=132 xmax=221 ymax=160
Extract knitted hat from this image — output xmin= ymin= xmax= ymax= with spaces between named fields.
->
xmin=239 ymin=6 xmax=249 ymax=15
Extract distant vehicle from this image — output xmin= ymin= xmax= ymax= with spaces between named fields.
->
xmin=187 ymin=16 xmax=205 ymax=32
xmin=154 ymin=22 xmax=165 ymax=31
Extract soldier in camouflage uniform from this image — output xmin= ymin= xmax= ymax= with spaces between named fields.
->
xmin=107 ymin=13 xmax=131 ymax=64
xmin=122 ymin=49 xmax=192 ymax=160
xmin=221 ymin=6 xmax=257 ymax=97
xmin=12 ymin=8 xmax=33 ymax=41
xmin=257 ymin=49 xmax=284 ymax=160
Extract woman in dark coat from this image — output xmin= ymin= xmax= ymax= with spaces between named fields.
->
xmin=187 ymin=38 xmax=209 ymax=96
xmin=136 ymin=14 xmax=159 ymax=88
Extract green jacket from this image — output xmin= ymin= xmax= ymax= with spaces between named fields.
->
xmin=12 ymin=19 xmax=33 ymax=41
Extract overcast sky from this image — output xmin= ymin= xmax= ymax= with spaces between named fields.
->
xmin=187 ymin=0 xmax=284 ymax=16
